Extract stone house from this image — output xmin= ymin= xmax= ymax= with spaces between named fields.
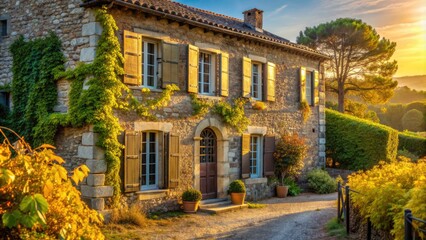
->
xmin=0 ymin=0 xmax=328 ymax=212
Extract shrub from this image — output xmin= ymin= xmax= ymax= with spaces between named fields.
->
xmin=283 ymin=178 xmax=302 ymax=196
xmin=348 ymin=160 xmax=426 ymax=239
xmin=398 ymin=132 xmax=426 ymax=157
xmin=273 ymin=133 xmax=307 ymax=184
xmin=402 ymin=109 xmax=424 ymax=132
xmin=228 ymin=180 xmax=246 ymax=193
xmin=182 ymin=189 xmax=202 ymax=202
xmin=109 ymin=205 xmax=146 ymax=228
xmin=307 ymin=169 xmax=337 ymax=194
xmin=326 ymin=109 xmax=399 ymax=170
xmin=252 ymin=101 xmax=267 ymax=110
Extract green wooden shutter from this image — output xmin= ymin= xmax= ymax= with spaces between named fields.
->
xmin=123 ymin=30 xmax=142 ymax=85
xmin=124 ymin=131 xmax=141 ymax=192
xmin=220 ymin=52 xmax=229 ymax=97
xmin=168 ymin=134 xmax=180 ymax=188
xmin=299 ymin=67 xmax=306 ymax=102
xmin=314 ymin=70 xmax=319 ymax=105
xmin=266 ymin=62 xmax=276 ymax=102
xmin=242 ymin=57 xmax=252 ymax=98
xmin=187 ymin=44 xmax=199 ymax=93
xmin=263 ymin=135 xmax=275 ymax=177
xmin=241 ymin=134 xmax=251 ymax=179
xmin=162 ymin=41 xmax=179 ymax=88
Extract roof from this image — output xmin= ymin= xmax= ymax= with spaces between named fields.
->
xmin=82 ymin=0 xmax=329 ymax=60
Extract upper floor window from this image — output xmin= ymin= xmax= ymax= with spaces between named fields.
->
xmin=305 ymin=70 xmax=313 ymax=105
xmin=0 ymin=91 xmax=10 ymax=113
xmin=198 ymin=52 xmax=216 ymax=95
xmin=250 ymin=135 xmax=263 ymax=178
xmin=1 ymin=20 xmax=7 ymax=37
xmin=251 ymin=63 xmax=263 ymax=100
xmin=142 ymin=40 xmax=159 ymax=89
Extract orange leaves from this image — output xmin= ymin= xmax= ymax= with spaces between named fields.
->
xmin=0 ymin=143 xmax=11 ymax=163
xmin=71 ymin=165 xmax=90 ymax=185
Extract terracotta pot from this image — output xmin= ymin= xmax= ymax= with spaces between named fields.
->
xmin=230 ymin=192 xmax=246 ymax=205
xmin=276 ymin=185 xmax=289 ymax=198
xmin=182 ymin=201 xmax=200 ymax=213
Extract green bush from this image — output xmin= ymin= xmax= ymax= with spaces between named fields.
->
xmin=401 ymin=109 xmax=424 ymax=132
xmin=182 ymin=189 xmax=202 ymax=202
xmin=283 ymin=178 xmax=302 ymax=196
xmin=228 ymin=180 xmax=246 ymax=193
xmin=398 ymin=132 xmax=426 ymax=157
xmin=326 ymin=109 xmax=399 ymax=170
xmin=307 ymin=169 xmax=337 ymax=194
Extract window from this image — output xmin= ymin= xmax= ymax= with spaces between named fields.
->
xmin=0 ymin=19 xmax=7 ymax=37
xmin=142 ymin=40 xmax=158 ymax=88
xmin=0 ymin=92 xmax=10 ymax=112
xmin=305 ymin=71 xmax=313 ymax=105
xmin=141 ymin=132 xmax=158 ymax=190
xmin=251 ymin=63 xmax=263 ymax=100
xmin=249 ymin=135 xmax=262 ymax=178
xmin=198 ymin=52 xmax=216 ymax=95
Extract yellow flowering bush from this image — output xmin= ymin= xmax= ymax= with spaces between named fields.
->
xmin=0 ymin=128 xmax=104 ymax=239
xmin=348 ymin=159 xmax=426 ymax=239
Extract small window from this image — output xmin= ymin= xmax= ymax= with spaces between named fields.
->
xmin=0 ymin=92 xmax=10 ymax=112
xmin=305 ymin=71 xmax=313 ymax=105
xmin=142 ymin=40 xmax=159 ymax=89
xmin=141 ymin=131 xmax=159 ymax=190
xmin=0 ymin=19 xmax=7 ymax=37
xmin=250 ymin=135 xmax=263 ymax=178
xmin=198 ymin=52 xmax=216 ymax=95
xmin=251 ymin=62 xmax=263 ymax=100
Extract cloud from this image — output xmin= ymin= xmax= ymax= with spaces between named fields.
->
xmin=268 ymin=4 xmax=288 ymax=17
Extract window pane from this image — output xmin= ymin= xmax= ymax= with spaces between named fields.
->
xmin=149 ymin=175 xmax=155 ymax=185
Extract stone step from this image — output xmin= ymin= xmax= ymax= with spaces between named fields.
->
xmin=199 ymin=202 xmax=248 ymax=214
xmin=200 ymin=198 xmax=228 ymax=207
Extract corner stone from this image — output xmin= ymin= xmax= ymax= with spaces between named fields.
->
xmin=78 ymin=145 xmax=105 ymax=160
xmin=81 ymin=185 xmax=113 ymax=198
xmin=82 ymin=22 xmax=103 ymax=36
xmin=87 ymin=173 xmax=105 ymax=186
xmin=80 ymin=47 xmax=96 ymax=62
xmin=85 ymin=160 xmax=107 ymax=174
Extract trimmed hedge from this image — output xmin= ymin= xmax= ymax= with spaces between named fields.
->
xmin=398 ymin=132 xmax=426 ymax=157
xmin=326 ymin=109 xmax=399 ymax=170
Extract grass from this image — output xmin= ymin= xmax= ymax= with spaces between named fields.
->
xmin=326 ymin=217 xmax=347 ymax=239
xmin=148 ymin=211 xmax=186 ymax=220
xmin=247 ymin=202 xmax=266 ymax=209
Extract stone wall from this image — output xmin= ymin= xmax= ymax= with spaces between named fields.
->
xmin=244 ymin=178 xmax=275 ymax=201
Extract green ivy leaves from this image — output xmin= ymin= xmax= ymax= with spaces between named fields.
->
xmin=2 ymin=194 xmax=49 ymax=228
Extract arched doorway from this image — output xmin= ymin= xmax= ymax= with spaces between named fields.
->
xmin=200 ymin=128 xmax=217 ymax=199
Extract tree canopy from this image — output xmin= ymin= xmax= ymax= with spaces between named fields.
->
xmin=297 ymin=18 xmax=398 ymax=112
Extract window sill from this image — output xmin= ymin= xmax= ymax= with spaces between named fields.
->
xmin=136 ymin=189 xmax=169 ymax=200
xmin=196 ymin=94 xmax=223 ymax=101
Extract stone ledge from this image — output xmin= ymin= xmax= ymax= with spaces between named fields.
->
xmin=81 ymin=185 xmax=113 ymax=198
xmin=136 ymin=189 xmax=169 ymax=201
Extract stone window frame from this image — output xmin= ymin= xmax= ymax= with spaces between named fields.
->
xmin=0 ymin=14 xmax=11 ymax=39
xmin=245 ymin=126 xmax=267 ymax=180
xmin=198 ymin=51 xmax=217 ymax=96
xmin=194 ymin=42 xmax=223 ymax=98
xmin=247 ymin=54 xmax=268 ymax=102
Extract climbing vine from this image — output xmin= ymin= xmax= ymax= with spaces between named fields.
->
xmin=299 ymin=100 xmax=311 ymax=123
xmin=213 ymin=98 xmax=250 ymax=134
xmin=189 ymin=93 xmax=213 ymax=118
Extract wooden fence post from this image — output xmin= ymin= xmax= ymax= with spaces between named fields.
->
xmin=367 ymin=218 xmax=372 ymax=240
xmin=337 ymin=182 xmax=341 ymax=222
xmin=345 ymin=186 xmax=350 ymax=235
xmin=405 ymin=209 xmax=413 ymax=240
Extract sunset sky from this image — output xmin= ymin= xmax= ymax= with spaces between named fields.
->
xmin=177 ymin=0 xmax=426 ymax=77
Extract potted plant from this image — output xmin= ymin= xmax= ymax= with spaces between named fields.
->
xmin=228 ymin=180 xmax=246 ymax=205
xmin=273 ymin=133 xmax=307 ymax=198
xmin=182 ymin=188 xmax=202 ymax=213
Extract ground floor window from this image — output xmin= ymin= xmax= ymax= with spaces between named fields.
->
xmin=250 ymin=135 xmax=262 ymax=178
xmin=142 ymin=131 xmax=158 ymax=190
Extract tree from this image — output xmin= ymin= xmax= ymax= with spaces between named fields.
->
xmin=402 ymin=109 xmax=424 ymax=132
xmin=297 ymin=18 xmax=398 ymax=112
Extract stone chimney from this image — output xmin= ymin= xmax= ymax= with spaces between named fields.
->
xmin=243 ymin=8 xmax=264 ymax=30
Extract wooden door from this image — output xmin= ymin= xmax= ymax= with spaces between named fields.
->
xmin=200 ymin=128 xmax=217 ymax=199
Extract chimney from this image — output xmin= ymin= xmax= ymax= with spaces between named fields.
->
xmin=243 ymin=8 xmax=263 ymax=30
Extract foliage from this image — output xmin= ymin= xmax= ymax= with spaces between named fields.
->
xmin=181 ymin=189 xmax=202 ymax=202
xmin=0 ymin=127 xmax=104 ymax=239
xmin=247 ymin=202 xmax=266 ymax=209
xmin=348 ymin=160 xmax=426 ymax=239
xmin=297 ymin=18 xmax=398 ymax=112
xmin=110 ymin=205 xmax=146 ymax=228
xmin=389 ymin=86 xmax=426 ymax=104
xmin=283 ymin=177 xmax=302 ymax=196
xmin=213 ymin=98 xmax=250 ymax=134
xmin=397 ymin=149 xmax=419 ymax=162
xmin=130 ymin=85 xmax=179 ymax=119
xmin=273 ymin=133 xmax=307 ymax=184
xmin=8 ymin=33 xmax=65 ymax=146
xmin=189 ymin=93 xmax=213 ymax=117
xmin=299 ymin=100 xmax=311 ymax=122
xmin=307 ymin=169 xmax=337 ymax=194
xmin=326 ymin=217 xmax=347 ymax=238
xmin=398 ymin=132 xmax=426 ymax=157
xmin=326 ymin=109 xmax=398 ymax=170
xmin=228 ymin=180 xmax=246 ymax=193
xmin=326 ymin=100 xmax=379 ymax=122
xmin=374 ymin=101 xmax=426 ymax=131
xmin=252 ymin=101 xmax=267 ymax=111
xmin=402 ymin=109 xmax=424 ymax=132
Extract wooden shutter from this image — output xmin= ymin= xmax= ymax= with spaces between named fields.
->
xmin=299 ymin=67 xmax=306 ymax=102
xmin=263 ymin=135 xmax=275 ymax=177
xmin=241 ymin=134 xmax=251 ymax=179
xmin=162 ymin=41 xmax=179 ymax=88
xmin=242 ymin=57 xmax=252 ymax=98
xmin=314 ymin=70 xmax=319 ymax=105
xmin=266 ymin=62 xmax=276 ymax=102
xmin=220 ymin=52 xmax=229 ymax=97
xmin=124 ymin=131 xmax=141 ymax=192
xmin=167 ymin=134 xmax=180 ymax=188
xmin=123 ymin=30 xmax=142 ymax=85
xmin=187 ymin=44 xmax=199 ymax=93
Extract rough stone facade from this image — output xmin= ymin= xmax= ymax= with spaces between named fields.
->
xmin=0 ymin=0 xmax=327 ymax=212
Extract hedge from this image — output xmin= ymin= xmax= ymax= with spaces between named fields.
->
xmin=326 ymin=109 xmax=399 ymax=170
xmin=398 ymin=132 xmax=426 ymax=157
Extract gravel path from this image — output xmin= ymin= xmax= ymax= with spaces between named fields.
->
xmin=106 ymin=192 xmax=338 ymax=240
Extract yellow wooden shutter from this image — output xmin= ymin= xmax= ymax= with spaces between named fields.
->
xmin=187 ymin=45 xmax=199 ymax=93
xmin=124 ymin=131 xmax=141 ymax=192
xmin=266 ymin=62 xmax=276 ymax=102
xmin=241 ymin=133 xmax=251 ymax=179
xmin=168 ymin=134 xmax=180 ymax=189
xmin=314 ymin=70 xmax=319 ymax=105
xmin=123 ymin=30 xmax=142 ymax=85
xmin=300 ymin=67 xmax=306 ymax=102
xmin=220 ymin=52 xmax=229 ymax=97
xmin=162 ymin=41 xmax=179 ymax=88
xmin=242 ymin=57 xmax=252 ymax=98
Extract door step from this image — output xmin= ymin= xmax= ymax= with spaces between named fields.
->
xmin=199 ymin=198 xmax=248 ymax=214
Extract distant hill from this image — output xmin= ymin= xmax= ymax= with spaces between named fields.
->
xmin=394 ymin=75 xmax=426 ymax=91
xmin=389 ymin=86 xmax=426 ymax=104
